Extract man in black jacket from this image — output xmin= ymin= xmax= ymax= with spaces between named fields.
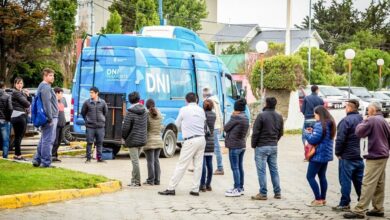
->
xmin=251 ymin=97 xmax=284 ymax=200
xmin=81 ymin=87 xmax=108 ymax=163
xmin=122 ymin=91 xmax=147 ymax=187
xmin=0 ymin=81 xmax=13 ymax=158
xmin=333 ymin=100 xmax=364 ymax=212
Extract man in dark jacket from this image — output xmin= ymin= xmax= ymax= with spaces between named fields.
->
xmin=81 ymin=87 xmax=108 ymax=163
xmin=32 ymin=68 xmax=59 ymax=168
xmin=333 ymin=99 xmax=364 ymax=212
xmin=122 ymin=91 xmax=147 ymax=187
xmin=344 ymin=102 xmax=390 ymax=219
xmin=52 ymin=87 xmax=66 ymax=162
xmin=301 ymin=85 xmax=324 ymax=145
xmin=251 ymin=97 xmax=284 ymax=200
xmin=0 ymin=81 xmax=13 ymax=158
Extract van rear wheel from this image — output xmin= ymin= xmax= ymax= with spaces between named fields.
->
xmin=162 ymin=129 xmax=177 ymax=158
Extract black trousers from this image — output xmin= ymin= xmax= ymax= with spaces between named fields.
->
xmin=11 ymin=114 xmax=27 ymax=156
xmin=144 ymin=149 xmax=162 ymax=184
xmin=52 ymin=126 xmax=64 ymax=158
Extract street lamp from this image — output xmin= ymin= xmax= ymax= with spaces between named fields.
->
xmin=256 ymin=41 xmax=268 ymax=101
xmin=344 ymin=49 xmax=355 ymax=99
xmin=377 ymin=58 xmax=385 ymax=89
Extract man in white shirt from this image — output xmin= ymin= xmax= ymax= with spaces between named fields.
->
xmin=159 ymin=92 xmax=206 ymax=196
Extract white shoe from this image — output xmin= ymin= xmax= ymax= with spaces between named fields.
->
xmin=225 ymin=188 xmax=241 ymax=197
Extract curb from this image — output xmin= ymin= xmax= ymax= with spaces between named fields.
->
xmin=8 ymin=149 xmax=86 ymax=159
xmin=0 ymin=181 xmax=121 ymax=210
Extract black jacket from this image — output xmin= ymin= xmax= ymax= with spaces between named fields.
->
xmin=12 ymin=89 xmax=31 ymax=113
xmin=81 ymin=98 xmax=108 ymax=128
xmin=301 ymin=93 xmax=324 ymax=119
xmin=224 ymin=112 xmax=249 ymax=149
xmin=205 ymin=110 xmax=216 ymax=153
xmin=122 ymin=104 xmax=148 ymax=148
xmin=335 ymin=112 xmax=363 ymax=160
xmin=251 ymin=108 xmax=284 ymax=148
xmin=0 ymin=89 xmax=12 ymax=121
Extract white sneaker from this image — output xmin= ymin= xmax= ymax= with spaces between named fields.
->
xmin=225 ymin=188 xmax=241 ymax=197
xmin=239 ymin=188 xmax=244 ymax=195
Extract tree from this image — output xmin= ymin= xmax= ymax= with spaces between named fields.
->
xmin=296 ymin=0 xmax=389 ymax=53
xmin=109 ymin=0 xmax=136 ymax=32
xmin=296 ymin=47 xmax=336 ymax=85
xmin=49 ymin=0 xmax=77 ymax=87
xmin=221 ymin=41 xmax=251 ymax=55
xmin=0 ymin=0 xmax=52 ymax=84
xmin=250 ymin=55 xmax=306 ymax=96
xmin=164 ymin=0 xmax=208 ymax=31
xmin=135 ymin=0 xmax=159 ymax=31
xmin=101 ymin=10 xmax=122 ymax=34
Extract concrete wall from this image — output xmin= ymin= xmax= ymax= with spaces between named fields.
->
xmin=198 ymin=0 xmax=225 ymax=43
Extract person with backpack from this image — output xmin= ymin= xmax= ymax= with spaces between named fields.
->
xmin=200 ymin=99 xmax=216 ymax=192
xmin=143 ymin=99 xmax=164 ymax=186
xmin=81 ymin=87 xmax=108 ymax=163
xmin=304 ymin=105 xmax=336 ymax=207
xmin=224 ymin=98 xmax=250 ymax=197
xmin=32 ymin=68 xmax=59 ymax=168
xmin=51 ymin=87 xmax=67 ymax=162
xmin=11 ymin=77 xmax=32 ymax=161
xmin=122 ymin=92 xmax=147 ymax=187
xmin=0 ymin=81 xmax=13 ymax=159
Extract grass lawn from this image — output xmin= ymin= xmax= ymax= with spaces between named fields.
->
xmin=0 ymin=160 xmax=109 ymax=196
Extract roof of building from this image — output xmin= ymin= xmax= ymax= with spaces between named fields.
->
xmin=211 ymin=24 xmax=260 ymax=42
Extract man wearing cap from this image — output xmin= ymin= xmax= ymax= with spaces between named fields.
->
xmin=344 ymin=102 xmax=390 ymax=219
xmin=333 ymin=100 xmax=364 ymax=212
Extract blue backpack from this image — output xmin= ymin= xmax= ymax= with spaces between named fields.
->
xmin=31 ymin=92 xmax=47 ymax=127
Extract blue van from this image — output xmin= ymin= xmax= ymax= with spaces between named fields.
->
xmin=71 ymin=26 xmax=247 ymax=157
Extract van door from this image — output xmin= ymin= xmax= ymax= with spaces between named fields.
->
xmin=99 ymin=93 xmax=125 ymax=142
xmin=223 ymin=74 xmax=239 ymax=123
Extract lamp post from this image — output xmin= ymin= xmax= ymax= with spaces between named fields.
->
xmin=256 ymin=41 xmax=268 ymax=101
xmin=377 ymin=58 xmax=384 ymax=89
xmin=344 ymin=49 xmax=355 ymax=99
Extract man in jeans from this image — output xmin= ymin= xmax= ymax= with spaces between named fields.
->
xmin=344 ymin=102 xmax=390 ymax=219
xmin=159 ymin=92 xmax=206 ymax=196
xmin=0 ymin=81 xmax=13 ymax=158
xmin=333 ymin=100 xmax=364 ymax=212
xmin=32 ymin=68 xmax=59 ymax=168
xmin=301 ymin=85 xmax=324 ymax=145
xmin=251 ymin=97 xmax=284 ymax=200
xmin=81 ymin=87 xmax=108 ymax=163
xmin=203 ymin=88 xmax=224 ymax=175
xmin=122 ymin=92 xmax=147 ymax=187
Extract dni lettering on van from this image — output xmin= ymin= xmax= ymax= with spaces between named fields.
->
xmin=106 ymin=68 xmax=129 ymax=81
xmin=146 ymin=70 xmax=170 ymax=94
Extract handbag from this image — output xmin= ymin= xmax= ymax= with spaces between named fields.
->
xmin=304 ymin=143 xmax=317 ymax=161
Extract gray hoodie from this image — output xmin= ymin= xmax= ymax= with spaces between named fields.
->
xmin=37 ymin=81 xmax=58 ymax=122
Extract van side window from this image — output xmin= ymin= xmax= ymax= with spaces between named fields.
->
xmin=225 ymin=76 xmax=233 ymax=98
xmin=197 ymin=70 xmax=218 ymax=96
xmin=170 ymin=70 xmax=193 ymax=99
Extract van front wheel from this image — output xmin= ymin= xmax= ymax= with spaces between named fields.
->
xmin=162 ymin=129 xmax=177 ymax=158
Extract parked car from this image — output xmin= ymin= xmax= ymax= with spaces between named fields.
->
xmin=374 ymin=90 xmax=390 ymax=98
xmin=340 ymin=90 xmax=368 ymax=115
xmin=27 ymin=88 xmax=75 ymax=144
xmin=338 ymin=86 xmax=390 ymax=117
xmin=298 ymin=85 xmax=345 ymax=110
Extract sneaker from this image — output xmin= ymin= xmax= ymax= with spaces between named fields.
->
xmin=158 ymin=189 xmax=175 ymax=196
xmin=343 ymin=212 xmax=365 ymax=219
xmin=127 ymin=183 xmax=141 ymax=187
xmin=366 ymin=210 xmax=384 ymax=217
xmin=199 ymin=185 xmax=207 ymax=192
xmin=321 ymin=200 xmax=327 ymax=205
xmin=225 ymin=188 xmax=241 ymax=197
xmin=97 ymin=159 xmax=106 ymax=163
xmin=274 ymin=194 xmax=282 ymax=199
xmin=14 ymin=156 xmax=27 ymax=161
xmin=39 ymin=164 xmax=55 ymax=168
xmin=251 ymin=194 xmax=267 ymax=200
xmin=32 ymin=160 xmax=40 ymax=167
xmin=52 ymin=157 xmax=62 ymax=162
xmin=143 ymin=182 xmax=154 ymax=186
xmin=239 ymin=188 xmax=244 ymax=195
xmin=214 ymin=169 xmax=224 ymax=175
xmin=206 ymin=186 xmax=212 ymax=191
xmin=306 ymin=200 xmax=324 ymax=207
xmin=332 ymin=205 xmax=350 ymax=212
xmin=85 ymin=158 xmax=91 ymax=163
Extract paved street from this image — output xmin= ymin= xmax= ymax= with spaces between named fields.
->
xmin=1 ymin=134 xmax=390 ymax=220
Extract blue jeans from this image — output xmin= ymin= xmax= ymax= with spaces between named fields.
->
xmin=307 ymin=161 xmax=328 ymax=200
xmin=302 ymin=119 xmax=316 ymax=145
xmin=200 ymin=155 xmax=213 ymax=187
xmin=214 ymin=129 xmax=223 ymax=171
xmin=229 ymin=148 xmax=245 ymax=189
xmin=0 ymin=121 xmax=11 ymax=158
xmin=338 ymin=159 xmax=364 ymax=206
xmin=255 ymin=146 xmax=281 ymax=196
xmin=33 ymin=118 xmax=58 ymax=167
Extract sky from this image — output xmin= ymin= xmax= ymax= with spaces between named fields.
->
xmin=218 ymin=0 xmax=373 ymax=29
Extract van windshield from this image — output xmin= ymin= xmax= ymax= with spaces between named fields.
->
xmin=320 ymin=87 xmax=343 ymax=96
xmin=351 ymin=88 xmax=371 ymax=98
